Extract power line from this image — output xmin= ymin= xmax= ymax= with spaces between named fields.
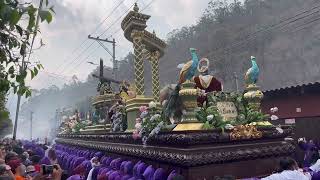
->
xmin=67 ymin=44 xmax=101 ymax=75
xmin=65 ymin=1 xmax=139 ymax=75
xmin=54 ymin=0 xmax=125 ymax=74
xmin=98 ymin=1 xmax=137 ymax=37
xmin=56 ymin=41 xmax=96 ymax=74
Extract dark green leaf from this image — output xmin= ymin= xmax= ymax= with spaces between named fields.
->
xmin=17 ymin=86 xmax=26 ymax=95
xmin=8 ymin=66 xmax=14 ymax=74
xmin=33 ymin=67 xmax=38 ymax=76
xmin=49 ymin=6 xmax=55 ymax=14
xmin=15 ymin=25 xmax=23 ymax=36
xmin=21 ymin=70 xmax=27 ymax=79
xmin=16 ymin=75 xmax=24 ymax=84
xmin=30 ymin=69 xmax=35 ymax=79
xmin=13 ymin=85 xmax=17 ymax=94
xmin=27 ymin=5 xmax=36 ymax=31
xmin=39 ymin=10 xmax=52 ymax=23
xmin=20 ymin=43 xmax=26 ymax=55
xmin=0 ymin=111 xmax=9 ymax=119
xmin=9 ymin=9 xmax=21 ymax=26
xmin=25 ymin=89 xmax=32 ymax=98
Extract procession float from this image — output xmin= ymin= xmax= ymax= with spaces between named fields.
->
xmin=55 ymin=3 xmax=295 ymax=179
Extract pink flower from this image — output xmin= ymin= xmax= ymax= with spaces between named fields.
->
xmin=132 ymin=130 xmax=141 ymax=140
xmin=135 ymin=118 xmax=142 ymax=123
xmin=139 ymin=106 xmax=148 ymax=113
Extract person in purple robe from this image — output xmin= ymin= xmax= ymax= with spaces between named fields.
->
xmin=39 ymin=156 xmax=51 ymax=165
xmin=153 ymin=168 xmax=167 ymax=180
xmin=136 ymin=162 xmax=147 ymax=179
xmin=298 ymin=138 xmax=320 ymax=167
xmin=143 ymin=165 xmax=155 ymax=180
xmin=167 ymin=170 xmax=184 ymax=180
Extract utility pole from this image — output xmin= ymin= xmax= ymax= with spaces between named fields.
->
xmin=234 ymin=72 xmax=239 ymax=92
xmin=13 ymin=0 xmax=43 ymax=140
xmin=30 ymin=111 xmax=33 ymax=140
xmin=87 ymin=35 xmax=117 ymax=79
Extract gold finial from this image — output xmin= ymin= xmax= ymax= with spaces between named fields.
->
xmin=133 ymin=3 xmax=139 ymax=12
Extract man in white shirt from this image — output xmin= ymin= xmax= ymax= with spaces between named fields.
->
xmin=262 ymin=157 xmax=311 ymax=180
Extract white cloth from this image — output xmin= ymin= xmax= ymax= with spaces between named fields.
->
xmin=310 ymin=159 xmax=320 ymax=173
xmin=261 ymin=170 xmax=311 ymax=180
xmin=86 ymin=157 xmax=100 ymax=180
xmin=86 ymin=168 xmax=94 ymax=180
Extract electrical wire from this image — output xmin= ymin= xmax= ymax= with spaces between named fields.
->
xmin=53 ymin=0 xmax=125 ymax=74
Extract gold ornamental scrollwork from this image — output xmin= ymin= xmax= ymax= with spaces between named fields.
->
xmin=131 ymin=30 xmax=144 ymax=40
xmin=182 ymin=101 xmax=198 ymax=109
xmin=230 ymin=125 xmax=262 ymax=140
xmin=179 ymin=88 xmax=200 ymax=96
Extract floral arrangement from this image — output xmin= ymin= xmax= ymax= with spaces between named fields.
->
xmin=133 ymin=101 xmax=165 ymax=145
xmin=196 ymin=92 xmax=270 ymax=130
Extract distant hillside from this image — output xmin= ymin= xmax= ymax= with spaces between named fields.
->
xmin=159 ymin=0 xmax=320 ymax=91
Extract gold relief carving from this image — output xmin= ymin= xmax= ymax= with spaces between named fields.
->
xmin=182 ymin=101 xmax=198 ymax=109
xmin=131 ymin=30 xmax=144 ymax=40
xmin=179 ymin=88 xmax=200 ymax=96
xmin=230 ymin=125 xmax=262 ymax=140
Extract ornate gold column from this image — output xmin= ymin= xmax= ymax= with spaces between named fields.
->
xmin=131 ymin=30 xmax=145 ymax=96
xmin=150 ymin=51 xmax=160 ymax=102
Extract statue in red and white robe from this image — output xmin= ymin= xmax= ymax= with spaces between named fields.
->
xmin=193 ymin=58 xmax=222 ymax=106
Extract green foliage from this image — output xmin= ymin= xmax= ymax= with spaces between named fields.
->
xmin=196 ymin=92 xmax=269 ymax=130
xmin=245 ymin=106 xmax=269 ymax=124
xmin=0 ymin=0 xmax=54 ymax=97
xmin=73 ymin=121 xmax=85 ymax=133
xmin=0 ymin=86 xmax=12 ymax=138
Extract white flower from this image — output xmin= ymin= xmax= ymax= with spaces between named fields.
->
xmin=135 ymin=123 xmax=142 ymax=130
xmin=270 ymin=107 xmax=279 ymax=113
xmin=270 ymin=115 xmax=279 ymax=121
xmin=150 ymin=114 xmax=161 ymax=122
xmin=148 ymin=101 xmax=157 ymax=109
xmin=207 ymin=115 xmax=214 ymax=121
xmin=276 ymin=127 xmax=284 ymax=134
xmin=225 ymin=124 xmax=234 ymax=130
xmin=157 ymin=121 xmax=164 ymax=127
xmin=140 ymin=111 xmax=148 ymax=118
xmin=182 ymin=110 xmax=187 ymax=115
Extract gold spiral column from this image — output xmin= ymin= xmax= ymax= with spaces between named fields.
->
xmin=150 ymin=51 xmax=160 ymax=102
xmin=131 ymin=30 xmax=145 ymax=96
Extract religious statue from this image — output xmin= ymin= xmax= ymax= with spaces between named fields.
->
xmin=193 ymin=58 xmax=222 ymax=106
xmin=119 ymin=81 xmax=136 ymax=102
xmin=109 ymin=101 xmax=127 ymax=132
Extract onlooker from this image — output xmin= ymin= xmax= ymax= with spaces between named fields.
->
xmin=262 ymin=157 xmax=311 ymax=180
xmin=298 ymin=138 xmax=319 ymax=167
xmin=0 ymin=164 xmax=14 ymax=180
xmin=48 ymin=149 xmax=58 ymax=165
xmin=30 ymin=155 xmax=41 ymax=172
xmin=6 ymin=159 xmax=24 ymax=180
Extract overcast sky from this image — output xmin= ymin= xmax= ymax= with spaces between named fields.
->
xmin=27 ymin=0 xmax=211 ymax=89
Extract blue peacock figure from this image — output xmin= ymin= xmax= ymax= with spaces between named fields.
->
xmin=163 ymin=48 xmax=199 ymax=122
xmin=179 ymin=48 xmax=199 ymax=84
xmin=245 ymin=56 xmax=260 ymax=85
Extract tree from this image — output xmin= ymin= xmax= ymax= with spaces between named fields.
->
xmin=0 ymin=0 xmax=54 ymax=97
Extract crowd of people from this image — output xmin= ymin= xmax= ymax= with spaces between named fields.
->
xmin=1 ymin=137 xmax=320 ymax=180
xmin=0 ymin=139 xmax=184 ymax=180
xmin=55 ymin=144 xmax=184 ymax=180
xmin=0 ymin=139 xmax=63 ymax=180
